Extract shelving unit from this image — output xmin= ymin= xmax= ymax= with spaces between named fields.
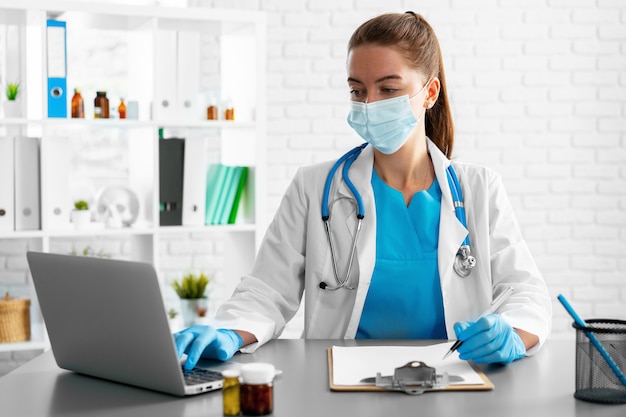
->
xmin=0 ymin=0 xmax=266 ymax=352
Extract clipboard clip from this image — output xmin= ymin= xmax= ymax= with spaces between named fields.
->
xmin=361 ymin=361 xmax=461 ymax=395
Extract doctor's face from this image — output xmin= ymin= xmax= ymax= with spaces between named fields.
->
xmin=347 ymin=44 xmax=428 ymax=111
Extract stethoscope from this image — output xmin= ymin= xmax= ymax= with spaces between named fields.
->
xmin=319 ymin=143 xmax=476 ymax=291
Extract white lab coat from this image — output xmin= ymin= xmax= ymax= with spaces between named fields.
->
xmin=216 ymin=139 xmax=552 ymax=354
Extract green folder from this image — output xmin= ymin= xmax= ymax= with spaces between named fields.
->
xmin=216 ymin=166 xmax=243 ymax=224
xmin=204 ymin=164 xmax=225 ymax=225
xmin=211 ymin=165 xmax=235 ymax=225
xmin=228 ymin=166 xmax=249 ymax=224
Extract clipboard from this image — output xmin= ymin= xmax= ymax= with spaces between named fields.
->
xmin=327 ymin=347 xmax=494 ymax=392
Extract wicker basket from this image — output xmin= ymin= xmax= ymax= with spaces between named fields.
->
xmin=0 ymin=292 xmax=31 ymax=343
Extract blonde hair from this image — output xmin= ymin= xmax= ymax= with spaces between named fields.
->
xmin=348 ymin=12 xmax=454 ymax=157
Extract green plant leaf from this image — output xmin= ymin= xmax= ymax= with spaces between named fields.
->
xmin=5 ymin=82 xmax=19 ymax=101
xmin=171 ymin=272 xmax=209 ymax=299
xmin=74 ymin=200 xmax=89 ymax=210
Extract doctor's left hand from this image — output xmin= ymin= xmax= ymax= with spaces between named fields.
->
xmin=453 ymin=314 xmax=526 ymax=365
xmin=174 ymin=325 xmax=244 ymax=370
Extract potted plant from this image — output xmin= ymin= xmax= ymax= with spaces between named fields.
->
xmin=71 ymin=200 xmax=91 ymax=229
xmin=4 ymin=81 xmax=21 ymax=118
xmin=171 ymin=272 xmax=210 ymax=327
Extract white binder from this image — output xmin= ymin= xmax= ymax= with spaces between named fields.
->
xmin=153 ymin=30 xmax=177 ymax=121
xmin=0 ymin=137 xmax=15 ymax=231
xmin=177 ymin=31 xmax=201 ymax=121
xmin=14 ymin=137 xmax=41 ymax=231
xmin=43 ymin=137 xmax=72 ymax=229
xmin=182 ymin=137 xmax=207 ymax=226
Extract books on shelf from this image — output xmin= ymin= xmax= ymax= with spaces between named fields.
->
xmin=204 ymin=164 xmax=249 ymax=225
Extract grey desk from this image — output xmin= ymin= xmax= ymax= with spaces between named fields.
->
xmin=0 ymin=339 xmax=623 ymax=417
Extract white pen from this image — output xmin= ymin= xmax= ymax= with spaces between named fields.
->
xmin=442 ymin=286 xmax=515 ymax=360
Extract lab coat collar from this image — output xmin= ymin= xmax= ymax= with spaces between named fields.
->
xmin=333 ymin=143 xmax=373 ymax=201
xmin=427 ymin=139 xmax=470 ymax=293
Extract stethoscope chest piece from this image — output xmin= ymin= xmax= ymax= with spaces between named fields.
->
xmin=453 ymin=245 xmax=476 ymax=277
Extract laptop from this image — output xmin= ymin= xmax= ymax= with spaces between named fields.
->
xmin=27 ymin=251 xmax=224 ymax=396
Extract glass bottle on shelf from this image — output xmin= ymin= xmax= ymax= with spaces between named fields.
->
xmin=206 ymin=93 xmax=218 ymax=120
xmin=118 ymin=98 xmax=126 ymax=119
xmin=71 ymin=88 xmax=84 ymax=118
xmin=224 ymin=99 xmax=235 ymax=121
xmin=207 ymin=104 xmax=218 ymax=120
xmin=94 ymin=91 xmax=110 ymax=119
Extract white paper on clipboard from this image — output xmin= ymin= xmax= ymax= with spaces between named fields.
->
xmin=331 ymin=342 xmax=486 ymax=388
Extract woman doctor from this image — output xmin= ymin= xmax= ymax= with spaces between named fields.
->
xmin=174 ymin=12 xmax=552 ymax=370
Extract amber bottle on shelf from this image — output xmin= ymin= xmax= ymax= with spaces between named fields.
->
xmin=207 ymin=104 xmax=218 ymax=120
xmin=207 ymin=94 xmax=218 ymax=120
xmin=224 ymin=100 xmax=235 ymax=121
xmin=118 ymin=98 xmax=126 ymax=119
xmin=94 ymin=91 xmax=109 ymax=119
xmin=71 ymin=88 xmax=84 ymax=118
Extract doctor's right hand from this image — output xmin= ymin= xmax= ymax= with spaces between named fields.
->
xmin=174 ymin=325 xmax=244 ymax=370
xmin=453 ymin=314 xmax=526 ymax=365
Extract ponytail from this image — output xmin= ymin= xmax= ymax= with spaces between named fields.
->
xmin=425 ymin=49 xmax=454 ymax=158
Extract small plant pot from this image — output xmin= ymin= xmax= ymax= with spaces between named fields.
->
xmin=71 ymin=209 xmax=91 ymax=230
xmin=3 ymin=100 xmax=21 ymax=118
xmin=179 ymin=298 xmax=208 ymax=327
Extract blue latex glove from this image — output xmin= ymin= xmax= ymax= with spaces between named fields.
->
xmin=174 ymin=325 xmax=244 ymax=370
xmin=453 ymin=314 xmax=526 ymax=365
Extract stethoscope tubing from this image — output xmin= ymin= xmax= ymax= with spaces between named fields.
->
xmin=321 ymin=143 xmax=367 ymax=220
xmin=445 ymin=165 xmax=470 ymax=247
xmin=320 ymin=143 xmax=474 ymax=290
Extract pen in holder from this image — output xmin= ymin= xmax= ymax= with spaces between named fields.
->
xmin=557 ymin=294 xmax=626 ymax=404
xmin=572 ymin=319 xmax=626 ymax=404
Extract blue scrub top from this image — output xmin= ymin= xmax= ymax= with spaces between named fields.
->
xmin=356 ymin=169 xmax=447 ymax=339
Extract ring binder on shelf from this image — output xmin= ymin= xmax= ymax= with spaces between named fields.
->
xmin=14 ymin=137 xmax=41 ymax=231
xmin=182 ymin=137 xmax=207 ymax=226
xmin=43 ymin=137 xmax=72 ymax=230
xmin=46 ymin=19 xmax=67 ymax=118
xmin=159 ymin=138 xmax=185 ymax=226
xmin=0 ymin=137 xmax=15 ymax=231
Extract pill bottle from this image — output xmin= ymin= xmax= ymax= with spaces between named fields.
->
xmin=222 ymin=369 xmax=241 ymax=416
xmin=94 ymin=91 xmax=109 ymax=119
xmin=223 ymin=99 xmax=235 ymax=121
xmin=71 ymin=88 xmax=84 ymax=118
xmin=118 ymin=98 xmax=126 ymax=119
xmin=240 ymin=363 xmax=275 ymax=416
xmin=207 ymin=105 xmax=218 ymax=120
xmin=206 ymin=93 xmax=218 ymax=120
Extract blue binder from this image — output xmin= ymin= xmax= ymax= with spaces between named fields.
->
xmin=46 ymin=20 xmax=67 ymax=118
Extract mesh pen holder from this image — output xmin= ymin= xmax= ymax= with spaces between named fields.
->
xmin=572 ymin=319 xmax=626 ymax=404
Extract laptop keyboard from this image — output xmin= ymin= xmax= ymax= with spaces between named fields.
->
xmin=182 ymin=368 xmax=223 ymax=386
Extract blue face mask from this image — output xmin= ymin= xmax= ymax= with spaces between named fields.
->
xmin=347 ymin=84 xmax=428 ymax=154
